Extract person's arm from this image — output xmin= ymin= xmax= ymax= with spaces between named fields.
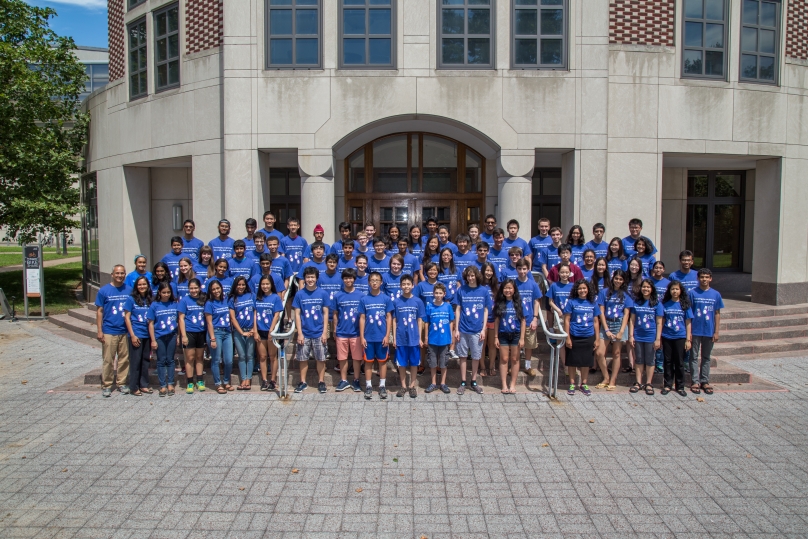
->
xmin=685 ymin=318 xmax=692 ymax=351
xmin=598 ymin=305 xmax=611 ymax=341
xmin=549 ymin=299 xmax=563 ymax=317
xmin=295 ymin=307 xmax=304 ymax=345
xmin=229 ymin=308 xmax=244 ymax=337
xmin=205 ymin=313 xmax=217 ymax=349
xmin=531 ymin=298 xmax=541 ymax=330
xmin=525 ymin=252 xmax=533 ymax=270
xmin=542 ymin=263 xmax=549 ymax=278
xmin=494 ymin=317 xmax=501 ymax=349
xmin=617 ymin=307 xmax=629 ymax=339
xmin=252 ymin=309 xmax=260 ymax=341
xmin=654 ymin=316 xmax=663 ymax=350
xmin=453 ymin=305 xmax=461 ymax=342
xmin=480 ymin=308 xmax=488 ymax=341
xmin=321 ymin=306 xmax=329 ymax=345
xmin=383 ymin=312 xmax=392 ymax=347
xmin=563 ymin=313 xmax=572 ymax=349
xmin=714 ymin=310 xmax=721 ymax=342
xmin=359 ymin=314 xmax=367 ymax=349
xmin=96 ymin=306 xmax=104 ymax=343
xmin=124 ymin=311 xmax=139 ymax=348
xmin=628 ymin=313 xmax=636 ymax=347
xmin=178 ymin=312 xmax=188 ymax=347
xmin=148 ymin=320 xmax=158 ymax=350
xmin=332 ymin=309 xmax=339 ymax=340
xmin=418 ymin=319 xmax=424 ymax=348
xmin=519 ymin=318 xmax=526 ymax=349
xmin=390 ymin=315 xmax=397 ymax=348
xmin=593 ymin=311 xmax=600 ymax=350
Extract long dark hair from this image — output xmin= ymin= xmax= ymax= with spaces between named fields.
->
xmin=571 ymin=278 xmax=596 ymax=303
xmin=256 ymin=275 xmax=278 ymax=300
xmin=385 ymin=225 xmax=401 ymax=253
xmin=152 ymin=262 xmax=171 ymax=285
xmin=177 ymin=257 xmax=196 ymax=284
xmin=592 ymin=257 xmax=611 ymax=293
xmin=627 ymin=257 xmax=644 ymax=291
xmin=422 ymin=261 xmax=438 ymax=282
xmin=494 ymin=278 xmax=523 ymax=321
xmin=607 ymin=269 xmax=628 ymax=303
xmin=439 ymin=247 xmax=456 ymax=274
xmin=407 ymin=225 xmax=422 ymax=251
xmin=422 ymin=236 xmax=440 ymax=264
xmin=566 ymin=225 xmax=585 ymax=247
xmin=131 ymin=276 xmax=153 ymax=307
xmin=480 ymin=262 xmax=499 ymax=298
xmin=662 ymin=279 xmax=691 ymax=310
xmin=206 ymin=280 xmax=224 ymax=302
xmin=155 ymin=281 xmax=176 ymax=303
xmin=606 ymin=237 xmax=625 ymax=261
xmin=228 ymin=276 xmax=251 ymax=300
xmin=187 ymin=278 xmax=206 ymax=306
xmin=634 ymin=278 xmax=659 ymax=306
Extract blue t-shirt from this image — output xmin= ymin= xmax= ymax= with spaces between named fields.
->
xmin=204 ymin=299 xmax=231 ymax=331
xmin=123 ymin=296 xmax=151 ymax=339
xmin=453 ymin=284 xmax=492 ymax=334
xmin=563 ymin=298 xmax=598 ymax=338
xmin=329 ymin=240 xmax=360 ymax=259
xmin=261 ymin=228 xmax=284 ymax=243
xmin=292 ymin=287 xmax=331 ymax=339
xmin=124 ymin=271 xmax=151 ymax=289
xmin=500 ymin=264 xmax=519 ymax=281
xmin=161 ymin=251 xmax=185 ymax=280
xmin=488 ymin=247 xmax=509 ymax=276
xmin=409 ymin=242 xmax=424 ymax=260
xmin=651 ymin=277 xmax=670 ymax=300
xmin=503 ymin=237 xmax=529 ymax=257
xmin=366 ymin=254 xmax=391 ymax=276
xmin=268 ymin=255 xmax=294 ymax=283
xmin=280 ymin=235 xmax=308 ymax=271
xmin=333 ymin=290 xmax=364 ymax=338
xmin=228 ymin=292 xmax=256 ymax=332
xmin=454 ymin=251 xmax=476 ymax=280
xmin=548 ymin=281 xmax=573 ymax=313
xmin=414 ymin=280 xmax=438 ymax=306
xmin=584 ymin=240 xmax=609 ymax=260
xmin=175 ymin=279 xmax=192 ymax=301
xmin=353 ymin=274 xmax=369 ymax=295
xmin=359 ymin=292 xmax=394 ymax=342
xmin=580 ymin=267 xmax=595 ymax=281
xmin=479 ymin=232 xmax=494 ymax=245
xmin=688 ymin=287 xmax=724 ymax=337
xmin=255 ymin=293 xmax=283 ymax=332
xmin=631 ymin=299 xmax=664 ymax=342
xmin=438 ymin=241 xmax=458 ymax=254
xmin=636 ymin=254 xmax=656 ymax=278
xmin=598 ymin=288 xmax=634 ymax=321
xmin=669 ymin=269 xmax=700 ymax=294
xmin=302 ymin=242 xmax=330 ymax=260
xmin=393 ymin=295 xmax=426 ymax=346
xmin=95 ymin=283 xmax=133 ymax=335
xmin=242 ymin=237 xmax=255 ymax=253
xmin=622 ymin=236 xmax=658 ymax=257
xmin=208 ymin=237 xmax=234 ymax=260
xmin=203 ymin=276 xmax=233 ymax=297
xmin=497 ymin=300 xmax=522 ymax=334
xmin=228 ymin=256 xmax=255 ymax=280
xmin=529 ymin=235 xmax=553 ymax=262
xmin=606 ymin=257 xmax=627 ymax=276
xmin=150 ymin=280 xmax=178 ymax=299
xmin=147 ymin=301 xmax=179 ymax=338
xmin=383 ymin=272 xmax=404 ymax=301
xmin=661 ymin=300 xmax=693 ymax=340
xmin=399 ymin=252 xmax=421 ymax=277
xmin=248 ymin=272 xmax=286 ymax=296
xmin=181 ymin=237 xmax=204 ymax=260
xmin=178 ymin=295 xmax=206 ymax=333
xmin=569 ymin=245 xmax=585 ymax=266
xmin=337 ymin=256 xmax=357 ymax=274
xmin=296 ymin=259 xmax=326 ymax=282
xmin=539 ymin=248 xmax=561 ymax=272
xmin=515 ymin=277 xmax=543 ymax=324
xmin=437 ymin=267 xmax=462 ymax=298
xmin=192 ymin=263 xmax=212 ymax=281
xmin=425 ymin=301 xmax=454 ymax=346
xmin=318 ymin=271 xmax=344 ymax=304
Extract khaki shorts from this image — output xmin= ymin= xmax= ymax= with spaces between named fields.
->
xmin=336 ymin=336 xmax=363 ymax=361
xmin=524 ymin=327 xmax=538 ymax=349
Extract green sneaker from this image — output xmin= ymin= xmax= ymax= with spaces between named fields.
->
xmin=186 ymin=383 xmax=194 ymax=394
xmin=196 ymin=380 xmax=205 ymax=391
xmin=567 ymin=384 xmax=576 ymax=396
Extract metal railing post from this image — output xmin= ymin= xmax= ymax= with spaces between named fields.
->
xmin=532 ymin=271 xmax=568 ymax=399
xmin=271 ymin=279 xmax=298 ymax=398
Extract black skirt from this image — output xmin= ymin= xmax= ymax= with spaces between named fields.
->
xmin=566 ymin=335 xmax=595 ymax=368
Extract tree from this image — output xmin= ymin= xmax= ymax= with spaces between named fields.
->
xmin=0 ymin=0 xmax=89 ymax=245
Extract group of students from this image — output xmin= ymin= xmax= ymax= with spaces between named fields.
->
xmin=94 ymin=211 xmax=724 ymax=399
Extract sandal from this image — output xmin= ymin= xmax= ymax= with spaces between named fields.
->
xmin=621 ymin=366 xmax=634 ymax=374
xmin=159 ymin=388 xmax=167 ymax=397
xmin=225 ymin=385 xmax=234 ymax=391
xmin=629 ymin=382 xmax=642 ymax=393
xmin=690 ymin=384 xmax=701 ymax=394
xmin=131 ymin=390 xmax=142 ymax=396
xmin=216 ymin=385 xmax=227 ymax=394
xmin=661 ymin=387 xmax=671 ymax=395
xmin=645 ymin=384 xmax=654 ymax=395
xmin=606 ymin=385 xmax=616 ymax=391
xmin=676 ymin=388 xmax=688 ymax=397
xmin=236 ymin=384 xmax=249 ymax=391
xmin=595 ymin=382 xmax=609 ymax=389
xmin=701 ymin=383 xmax=714 ymax=395
xmin=140 ymin=387 xmax=153 ymax=394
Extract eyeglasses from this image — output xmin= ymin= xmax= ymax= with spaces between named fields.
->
xmin=485 ymin=221 xmax=495 ymax=225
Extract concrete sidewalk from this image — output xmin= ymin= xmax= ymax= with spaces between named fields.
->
xmin=0 ymin=255 xmax=81 ymax=273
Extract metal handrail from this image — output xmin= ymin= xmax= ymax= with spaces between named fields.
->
xmin=270 ymin=279 xmax=297 ymax=398
xmin=532 ymin=271 xmax=568 ymax=399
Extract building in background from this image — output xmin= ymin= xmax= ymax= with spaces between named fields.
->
xmin=75 ymin=46 xmax=109 ymax=102
xmin=82 ymin=0 xmax=808 ymax=305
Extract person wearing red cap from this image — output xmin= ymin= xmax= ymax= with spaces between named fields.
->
xmin=303 ymin=224 xmax=330 ymax=263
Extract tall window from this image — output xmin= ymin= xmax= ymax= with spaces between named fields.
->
xmin=154 ymin=4 xmax=180 ymax=91
xmin=686 ymin=171 xmax=745 ymax=270
xmin=439 ymin=0 xmax=494 ymax=68
xmin=128 ymin=0 xmax=146 ymax=9
xmin=128 ymin=18 xmax=147 ymax=99
xmin=682 ymin=0 xmax=727 ymax=78
xmin=740 ymin=0 xmax=780 ymax=83
xmin=81 ymin=173 xmax=100 ymax=289
xmin=512 ymin=0 xmax=566 ymax=69
xmin=80 ymin=64 xmax=109 ymax=101
xmin=267 ymin=0 xmax=321 ymax=68
xmin=531 ymin=169 xmax=561 ymax=236
xmin=268 ymin=169 xmax=302 ymax=235
xmin=340 ymin=0 xmax=395 ymax=68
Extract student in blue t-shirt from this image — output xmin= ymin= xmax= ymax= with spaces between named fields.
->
xmin=437 ymin=248 xmax=462 ymax=300
xmin=453 ymin=235 xmax=476 ymax=280
xmin=629 ymin=278 xmax=664 ymax=395
xmin=193 ymin=247 xmax=214 ymax=286
xmin=414 ymin=262 xmax=440 ymax=306
xmin=669 ymin=250 xmax=700 ymax=294
xmin=548 ymin=263 xmax=573 ymax=317
xmin=253 ymin=275 xmax=283 ymax=391
xmin=302 ymin=224 xmax=329 ymax=261
xmin=529 ymin=217 xmax=553 ymax=270
xmin=228 ymin=240 xmax=255 ymax=280
xmin=147 ymin=282 xmax=179 ymax=396
xmin=622 ymin=218 xmax=658 ymax=257
xmin=493 ymin=279 xmax=525 ymax=394
xmin=634 ymin=237 xmax=656 ymax=278
xmin=562 ymin=279 xmax=600 ymax=397
xmin=353 ymin=255 xmax=369 ymax=294
xmin=228 ymin=276 xmax=256 ymax=390
xmin=538 ymin=227 xmax=564 ymax=277
xmin=383 ymin=254 xmax=405 ymax=301
xmin=500 ymin=247 xmax=521 ymax=281
xmin=452 ymin=266 xmax=492 ymax=395
xmin=125 ymin=255 xmax=152 ymax=289
xmin=150 ymin=262 xmax=177 ymax=299
xmin=367 ymin=237 xmax=391 ymax=276
xmin=584 ymin=223 xmax=609 ymax=260
xmin=161 ymin=236 xmax=185 ymax=281
xmin=394 ymin=238 xmax=420 ymax=281
xmin=514 ymin=259 xmax=543 ymax=376
xmin=204 ymin=258 xmax=233 ymax=297
xmin=265 ymin=236 xmax=293 ymax=289
xmin=123 ymin=276 xmax=153 ymax=396
xmin=332 ymin=269 xmax=365 ymax=393
xmin=566 ymin=225 xmax=586 ymax=267
xmin=296 ymin=241 xmax=327 ymax=287
xmin=175 ymin=258 xmax=196 ymax=301
xmin=292 ymin=266 xmax=331 ymax=394
xmin=579 ymin=249 xmax=596 ymax=281
xmin=391 ymin=274 xmax=425 ymax=399
xmin=204 ymin=279 xmax=234 ymax=393
xmin=329 ymin=222 xmax=359 ymax=258
xmin=660 ymin=280 xmax=693 ymax=396
xmin=279 ymin=217 xmax=307 ymax=272
xmin=384 ymin=225 xmax=402 ymax=257
xmin=249 ymin=233 xmax=268 ymax=267
xmin=424 ymin=282 xmax=454 ymax=394
xmin=249 ymin=254 xmax=287 ymax=300
xmin=337 ymin=240 xmax=357 ymax=274
xmin=318 ymin=254 xmax=344 ymax=305
xmin=437 ymin=226 xmax=458 ymax=254
xmin=688 ymin=268 xmax=724 ymax=395
xmin=260 ymin=210 xmax=284 ymax=244
xmin=650 ymin=260 xmax=671 ymax=373
xmin=359 ymin=271 xmax=394 ymax=399
xmin=242 ymin=218 xmax=257 ymax=253
xmin=503 ymin=219 xmax=529 ymax=257
xmin=596 ymin=269 xmax=633 ymax=390
xmin=178 ymin=278 xmax=207 ymax=393
xmin=421 ymin=236 xmax=441 ymax=270
xmin=208 ymin=219 xmax=235 ymax=261
xmin=180 ymin=219 xmax=204 ymax=261
xmin=487 ymin=228 xmax=509 ymax=277
xmin=605 ymin=237 xmax=628 ymax=277
xmin=95 ymin=265 xmax=133 ymax=397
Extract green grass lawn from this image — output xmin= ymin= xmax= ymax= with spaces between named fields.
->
xmin=0 ymin=261 xmax=82 ymax=316
xmin=0 ymin=246 xmax=81 ymax=268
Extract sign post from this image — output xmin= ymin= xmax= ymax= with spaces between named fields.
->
xmin=23 ymin=245 xmax=46 ymax=319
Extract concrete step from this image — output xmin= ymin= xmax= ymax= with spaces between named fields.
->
xmin=49 ymin=313 xmax=98 ymax=340
xmin=721 ymin=314 xmax=808 ymax=331
xmin=721 ymin=304 xmax=808 ymax=320
xmin=68 ymin=307 xmax=96 ymax=324
xmin=713 ymin=336 xmax=808 ymax=356
xmin=719 ymin=325 xmax=808 ymax=343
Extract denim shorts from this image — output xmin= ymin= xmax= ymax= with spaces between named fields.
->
xmin=600 ymin=319 xmax=627 ymax=342
xmin=498 ymin=331 xmax=521 ymax=347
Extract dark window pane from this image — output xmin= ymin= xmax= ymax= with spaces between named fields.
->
xmin=169 ymin=34 xmax=179 ymax=58
xmin=705 ymin=0 xmax=723 ymax=20
xmin=288 ymin=172 xmax=301 ymax=195
xmin=541 ymin=9 xmax=563 ymax=35
xmin=514 ymin=39 xmax=537 ymax=64
xmin=130 ymin=50 xmax=139 ymax=69
xmin=92 ymin=64 xmax=109 ymax=81
xmin=298 ymin=0 xmax=317 ymax=4
xmin=760 ymin=1 xmax=776 ymax=26
xmin=540 ymin=39 xmax=562 ymax=64
xmin=467 ymin=9 xmax=490 ymax=34
xmin=348 ymin=149 xmax=365 ymax=192
xmin=422 ymin=172 xmax=453 ymax=192
xmin=686 ymin=204 xmax=708 ymax=267
xmin=516 ymin=0 xmax=537 ymax=4
xmin=469 ymin=0 xmax=489 ymax=4
xmin=139 ymin=71 xmax=147 ymax=94
xmin=685 ymin=21 xmax=703 ymax=46
xmin=370 ymin=0 xmax=390 ymax=4
xmin=465 ymin=149 xmax=482 ymax=193
xmin=515 ymin=10 xmax=537 ymax=35
xmin=759 ymin=56 xmax=775 ymax=79
xmin=374 ymin=172 xmax=408 ymax=192
xmin=270 ymin=38 xmax=293 ymax=63
xmin=705 ymin=23 xmax=723 ymax=48
xmin=270 ymin=0 xmax=292 ymax=4
xmin=742 ymin=27 xmax=757 ymax=52
xmin=685 ymin=0 xmax=703 ymax=18
xmin=270 ymin=173 xmax=287 ymax=196
xmin=742 ymin=0 xmax=758 ymax=24
xmin=168 ymin=7 xmax=179 ymax=32
xmin=443 ymin=0 xmax=464 ymax=4
xmin=542 ymin=174 xmax=562 ymax=195
xmin=712 ymin=204 xmax=741 ymax=268
xmin=705 ymin=50 xmax=723 ymax=75
xmin=714 ymin=175 xmax=741 ymax=197
xmin=130 ymin=74 xmax=139 ymax=96
xmin=343 ymin=9 xmax=365 ymax=34
xmin=296 ymin=9 xmax=318 ymax=34
xmin=139 ymin=49 xmax=147 ymax=69
xmin=687 ymin=175 xmax=708 ymax=197
xmin=296 ymin=38 xmax=318 ymax=63
xmin=373 ymin=135 xmax=407 ymax=168
xmin=468 ymin=38 xmax=490 ymax=64
xmin=270 ymin=10 xmax=293 ymax=34
xmin=541 ymin=0 xmax=562 ymax=4
xmin=156 ymin=12 xmax=166 ymax=36
xmin=442 ymin=9 xmax=464 ymax=34
xmin=369 ymin=9 xmax=390 ymax=34
xmin=344 ymin=0 xmax=364 ymax=4
xmin=759 ymin=28 xmax=775 ymax=53
xmin=344 ymin=38 xmax=366 ymax=64
xmin=369 ymin=38 xmax=391 ymax=63
xmin=442 ymin=38 xmax=464 ymax=63
xmin=168 ymin=60 xmax=179 ymax=84
xmin=741 ymin=54 xmax=757 ymax=77
xmin=157 ymin=38 xmax=167 ymax=62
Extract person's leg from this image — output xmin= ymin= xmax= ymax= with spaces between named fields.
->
xmin=221 ymin=332 xmax=234 ymax=388
xmin=316 ymin=350 xmax=327 ymax=384
xmin=101 ymin=339 xmax=115 ymax=391
xmin=378 ymin=357 xmax=388 ymax=386
xmin=244 ymin=336 xmax=255 ymax=387
xmin=509 ymin=345 xmax=520 ymax=392
xmin=567 ymin=365 xmax=577 ymax=390
xmin=609 ymin=341 xmax=622 ymax=387
xmin=440 ymin=348 xmax=449 ymax=386
xmin=595 ymin=336 xmax=608 ymax=382
xmin=365 ymin=357 xmax=375 ymax=388
xmin=409 ymin=365 xmax=418 ymax=388
xmin=672 ymin=338 xmax=685 ymax=390
xmin=234 ymin=332 xmax=248 ymax=384
xmin=257 ymin=338 xmax=268 ymax=383
xmin=580 ymin=366 xmax=590 ymax=386
xmin=633 ymin=343 xmax=644 ymax=387
xmin=156 ymin=337 xmax=168 ymax=390
xmin=208 ymin=334 xmax=222 ymax=387
xmin=690 ymin=336 xmax=702 ymax=388
xmin=486 ymin=327 xmax=497 ymax=375
xmin=337 ymin=337 xmax=349 ymax=383
xmin=128 ymin=338 xmax=142 ymax=393
xmin=298 ymin=341 xmax=309 ymax=383
xmin=114 ymin=334 xmax=130 ymax=389
xmin=183 ymin=343 xmax=196 ymax=382
xmin=662 ymin=338 xmax=673 ymax=390
xmin=194 ymin=346 xmax=204 ymax=379
xmin=499 ymin=343 xmax=510 ymax=391
xmin=269 ymin=341 xmax=278 ymax=383
xmin=165 ymin=335 xmax=177 ymax=390
xmin=699 ymin=336 xmax=714 ymax=387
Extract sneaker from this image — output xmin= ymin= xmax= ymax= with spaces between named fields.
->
xmin=119 ymin=386 xmax=130 ymax=395
xmin=167 ymin=388 xmax=175 ymax=396
xmin=655 ymin=367 xmax=664 ymax=374
xmin=379 ymin=386 xmax=388 ymax=399
xmin=440 ymin=384 xmax=450 ymax=394
xmin=351 ymin=379 xmax=362 ymax=392
xmin=425 ymin=383 xmax=438 ymax=393
xmin=102 ymin=388 xmax=112 ymax=398
xmin=409 ymin=386 xmax=417 ymax=398
xmin=196 ymin=381 xmax=205 ymax=392
xmin=268 ymin=380 xmax=277 ymax=391
xmin=336 ymin=380 xmax=350 ymax=392
xmin=527 ymin=368 xmax=538 ymax=377
xmin=333 ymin=364 xmax=341 ymax=372
xmin=580 ymin=384 xmax=591 ymax=396
xmin=567 ymin=384 xmax=576 ymax=396
xmin=396 ymin=387 xmax=407 ymax=398
xmin=260 ymin=380 xmax=269 ymax=391
xmin=186 ymin=383 xmax=194 ymax=394
xmin=448 ymin=349 xmax=459 ymax=360
xmin=457 ymin=384 xmax=466 ymax=395
xmin=364 ymin=387 xmax=373 ymax=399
xmin=471 ymin=382 xmax=483 ymax=394
xmin=348 ymin=366 xmax=354 ymax=376
xmin=417 ymin=366 xmax=426 ymax=376
xmin=318 ymin=382 xmax=327 ymax=394
xmin=294 ymin=382 xmax=308 ymax=393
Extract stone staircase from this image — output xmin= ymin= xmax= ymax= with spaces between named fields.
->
xmin=711 ymin=300 xmax=808 ymax=358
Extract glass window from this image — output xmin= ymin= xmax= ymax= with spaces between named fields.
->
xmin=348 ymin=149 xmax=366 ymax=192
xmin=686 ymin=171 xmax=745 ymax=270
xmin=373 ymin=136 xmax=408 ymax=192
xmin=128 ymin=0 xmax=146 ymax=9
xmin=465 ymin=149 xmax=482 ymax=193
xmin=81 ymin=173 xmax=100 ymax=288
xmin=512 ymin=0 xmax=567 ymax=69
xmin=739 ymin=0 xmax=780 ymax=83
xmin=267 ymin=0 xmax=321 ymax=68
xmin=682 ymin=0 xmax=727 ymax=78
xmin=340 ymin=0 xmax=395 ymax=68
xmin=439 ymin=0 xmax=494 ymax=69
xmin=422 ymin=136 xmax=457 ymax=193
xmin=128 ymin=18 xmax=148 ymax=99
xmin=154 ymin=4 xmax=180 ymax=91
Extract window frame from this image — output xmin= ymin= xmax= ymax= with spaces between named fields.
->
xmin=128 ymin=0 xmax=147 ymax=10
xmin=510 ymin=0 xmax=568 ymax=70
xmin=265 ymin=0 xmax=323 ymax=69
xmin=681 ymin=0 xmax=729 ymax=80
xmin=153 ymin=2 xmax=181 ymax=92
xmin=127 ymin=17 xmax=148 ymax=101
xmin=437 ymin=0 xmax=496 ymax=70
xmin=338 ymin=0 xmax=397 ymax=70
xmin=738 ymin=0 xmax=780 ymax=85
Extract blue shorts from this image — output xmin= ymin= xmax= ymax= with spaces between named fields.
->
xmin=395 ymin=345 xmax=420 ymax=367
xmin=365 ymin=341 xmax=389 ymax=361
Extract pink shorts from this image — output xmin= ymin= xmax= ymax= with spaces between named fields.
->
xmin=336 ymin=336 xmax=364 ymax=361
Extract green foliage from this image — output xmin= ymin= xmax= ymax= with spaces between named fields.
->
xmin=0 ymin=0 xmax=89 ymax=245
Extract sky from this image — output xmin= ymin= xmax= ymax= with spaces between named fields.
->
xmin=27 ymin=1 xmax=108 ymax=49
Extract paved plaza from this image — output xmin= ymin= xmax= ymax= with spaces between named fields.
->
xmin=0 ymin=322 xmax=807 ymax=538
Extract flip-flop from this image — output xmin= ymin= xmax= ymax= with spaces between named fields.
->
xmin=606 ymin=385 xmax=616 ymax=391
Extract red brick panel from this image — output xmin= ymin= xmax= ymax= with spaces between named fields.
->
xmin=609 ymin=0 xmax=675 ymax=46
xmin=186 ymin=0 xmax=223 ymax=54
xmin=786 ymin=0 xmax=808 ymax=60
xmin=108 ymin=0 xmax=126 ymax=81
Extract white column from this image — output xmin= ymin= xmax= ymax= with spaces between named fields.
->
xmin=496 ymin=151 xmax=534 ymax=241
xmin=299 ymin=150 xmax=336 ymax=241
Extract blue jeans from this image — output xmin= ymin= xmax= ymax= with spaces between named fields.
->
xmin=155 ymin=334 xmax=177 ymax=388
xmin=208 ymin=329 xmax=233 ymax=386
xmin=233 ymin=330 xmax=255 ymax=382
